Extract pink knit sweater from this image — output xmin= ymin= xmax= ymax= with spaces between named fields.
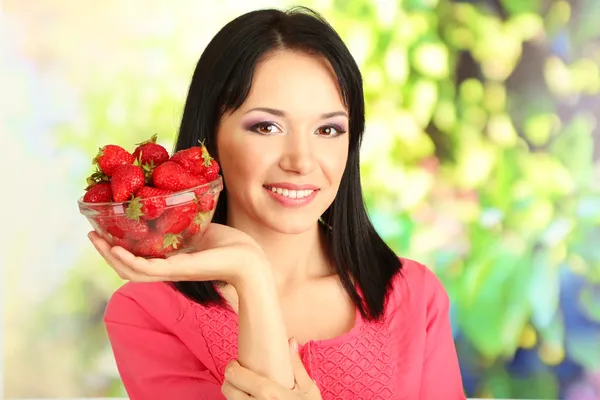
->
xmin=104 ymin=258 xmax=466 ymax=399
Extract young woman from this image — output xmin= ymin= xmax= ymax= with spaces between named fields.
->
xmin=89 ymin=7 xmax=466 ymax=400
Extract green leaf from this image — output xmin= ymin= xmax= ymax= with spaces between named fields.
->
xmin=527 ymin=250 xmax=560 ymax=330
xmin=458 ymin=238 xmax=531 ymax=359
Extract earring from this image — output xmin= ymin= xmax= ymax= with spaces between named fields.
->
xmin=318 ymin=217 xmax=333 ymax=231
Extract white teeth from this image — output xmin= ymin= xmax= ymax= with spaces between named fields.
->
xmin=266 ymin=186 xmax=315 ymax=199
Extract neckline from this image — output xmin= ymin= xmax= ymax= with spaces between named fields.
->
xmin=298 ymin=303 xmax=363 ymax=350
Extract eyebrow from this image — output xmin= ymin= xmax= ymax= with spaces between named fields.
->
xmin=244 ymin=107 xmax=348 ymax=119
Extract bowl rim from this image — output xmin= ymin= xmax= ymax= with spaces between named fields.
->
xmin=78 ymin=175 xmax=223 ymax=208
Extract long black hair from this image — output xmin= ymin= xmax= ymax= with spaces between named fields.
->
xmin=173 ymin=6 xmax=402 ymax=321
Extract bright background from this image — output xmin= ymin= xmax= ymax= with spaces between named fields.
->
xmin=2 ymin=0 xmax=600 ymax=399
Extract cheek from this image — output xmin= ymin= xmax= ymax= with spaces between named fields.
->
xmin=319 ymin=143 xmax=348 ymax=185
xmin=218 ymin=133 xmax=273 ymax=185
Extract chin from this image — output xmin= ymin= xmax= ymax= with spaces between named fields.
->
xmin=265 ymin=216 xmax=317 ymax=235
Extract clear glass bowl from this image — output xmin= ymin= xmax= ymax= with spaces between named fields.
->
xmin=78 ymin=176 xmax=223 ymax=258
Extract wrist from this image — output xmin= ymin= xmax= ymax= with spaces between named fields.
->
xmin=230 ymin=251 xmax=274 ymax=293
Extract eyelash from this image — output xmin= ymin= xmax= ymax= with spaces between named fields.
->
xmin=248 ymin=122 xmax=347 ymax=137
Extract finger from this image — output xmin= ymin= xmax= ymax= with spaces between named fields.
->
xmin=224 ymin=360 xmax=282 ymax=399
xmin=109 ymin=247 xmax=172 ymax=282
xmin=111 ymin=245 xmax=244 ymax=282
xmin=89 ymin=232 xmax=130 ymax=279
xmin=221 ymin=379 xmax=252 ymax=400
xmin=289 ymin=337 xmax=315 ymax=390
xmin=90 ymin=232 xmax=168 ymax=282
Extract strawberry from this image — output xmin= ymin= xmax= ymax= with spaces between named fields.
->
xmin=170 ymin=142 xmax=220 ymax=181
xmin=110 ymin=236 xmax=135 ymax=252
xmin=83 ymin=182 xmax=112 ymax=203
xmin=170 ymin=147 xmax=204 ymax=176
xmin=91 ymin=206 xmax=119 ymax=236
xmin=156 ymin=203 xmax=198 ymax=234
xmin=183 ymin=210 xmax=211 ymax=238
xmin=132 ymin=134 xmax=169 ymax=168
xmin=106 ymin=217 xmax=149 ymax=240
xmin=152 ymin=161 xmax=206 ymax=192
xmin=136 ymin=186 xmax=173 ymax=220
xmin=199 ymin=142 xmax=220 ymax=181
xmin=197 ymin=193 xmax=215 ymax=212
xmin=93 ymin=144 xmax=134 ymax=176
xmin=133 ymin=233 xmax=182 ymax=258
xmin=111 ymin=164 xmax=145 ymax=202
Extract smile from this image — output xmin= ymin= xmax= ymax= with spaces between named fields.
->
xmin=264 ymin=186 xmax=315 ymax=198
xmin=263 ymin=184 xmax=320 ymax=207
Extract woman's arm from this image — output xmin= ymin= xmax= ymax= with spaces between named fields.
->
xmin=420 ymin=270 xmax=466 ymax=399
xmin=105 ymin=290 xmax=224 ymax=400
xmin=234 ymin=262 xmax=295 ymax=389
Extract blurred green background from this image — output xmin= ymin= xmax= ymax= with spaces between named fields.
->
xmin=2 ymin=0 xmax=599 ymax=398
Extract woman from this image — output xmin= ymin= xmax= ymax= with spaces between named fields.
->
xmin=89 ymin=6 xmax=466 ymax=400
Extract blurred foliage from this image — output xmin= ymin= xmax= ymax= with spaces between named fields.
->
xmin=4 ymin=0 xmax=600 ymax=399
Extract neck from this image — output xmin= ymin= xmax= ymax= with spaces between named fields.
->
xmin=227 ymin=214 xmax=332 ymax=288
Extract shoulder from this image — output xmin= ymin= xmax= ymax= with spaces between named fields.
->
xmin=386 ymin=258 xmax=450 ymax=316
xmin=104 ymin=281 xmax=192 ymax=329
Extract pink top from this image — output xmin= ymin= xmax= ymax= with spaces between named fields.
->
xmin=104 ymin=258 xmax=466 ymax=400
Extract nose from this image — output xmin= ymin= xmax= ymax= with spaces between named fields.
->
xmin=278 ymin=131 xmax=316 ymax=175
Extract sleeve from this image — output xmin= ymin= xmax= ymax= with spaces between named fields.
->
xmin=420 ymin=270 xmax=466 ymax=400
xmin=104 ymin=290 xmax=224 ymax=400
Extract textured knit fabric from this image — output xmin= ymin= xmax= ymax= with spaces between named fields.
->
xmin=104 ymin=258 xmax=466 ymax=400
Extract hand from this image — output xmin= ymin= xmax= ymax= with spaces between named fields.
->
xmin=221 ymin=338 xmax=322 ymax=400
xmin=88 ymin=223 xmax=269 ymax=287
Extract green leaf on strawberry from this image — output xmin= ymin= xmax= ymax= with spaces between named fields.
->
xmin=125 ymin=197 xmax=145 ymax=221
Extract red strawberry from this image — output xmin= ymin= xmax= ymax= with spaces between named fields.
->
xmin=183 ymin=210 xmax=211 ymax=238
xmin=156 ymin=203 xmax=198 ymax=234
xmin=133 ymin=233 xmax=182 ymax=258
xmin=106 ymin=217 xmax=149 ymax=240
xmin=133 ymin=134 xmax=169 ymax=166
xmin=135 ymin=186 xmax=173 ymax=220
xmin=91 ymin=206 xmax=119 ymax=236
xmin=111 ymin=236 xmax=135 ymax=252
xmin=197 ymin=193 xmax=215 ymax=212
xmin=199 ymin=142 xmax=220 ymax=181
xmin=152 ymin=161 xmax=206 ymax=192
xmin=111 ymin=164 xmax=145 ymax=202
xmin=170 ymin=142 xmax=220 ymax=181
xmin=93 ymin=144 xmax=134 ymax=176
xmin=83 ymin=182 xmax=112 ymax=203
xmin=170 ymin=147 xmax=204 ymax=176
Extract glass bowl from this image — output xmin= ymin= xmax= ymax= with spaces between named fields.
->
xmin=78 ymin=176 xmax=223 ymax=258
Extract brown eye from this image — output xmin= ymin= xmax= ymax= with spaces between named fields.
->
xmin=251 ymin=122 xmax=281 ymax=135
xmin=316 ymin=125 xmax=345 ymax=137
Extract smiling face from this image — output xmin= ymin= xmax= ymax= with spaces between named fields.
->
xmin=216 ymin=50 xmax=350 ymax=234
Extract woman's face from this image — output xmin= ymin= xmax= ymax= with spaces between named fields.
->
xmin=216 ymin=50 xmax=350 ymax=234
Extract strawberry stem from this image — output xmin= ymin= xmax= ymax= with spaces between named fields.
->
xmin=135 ymin=134 xmax=158 ymax=146
xmin=92 ymin=147 xmax=105 ymax=166
xmin=85 ymin=169 xmax=109 ymax=189
xmin=200 ymin=141 xmax=213 ymax=167
xmin=164 ymin=233 xmax=182 ymax=250
xmin=125 ymin=197 xmax=145 ymax=221
xmin=193 ymin=211 xmax=210 ymax=226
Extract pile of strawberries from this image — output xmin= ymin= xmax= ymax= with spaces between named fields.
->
xmin=82 ymin=134 xmax=221 ymax=258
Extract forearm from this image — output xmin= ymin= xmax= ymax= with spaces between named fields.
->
xmin=234 ymin=268 xmax=294 ymax=389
